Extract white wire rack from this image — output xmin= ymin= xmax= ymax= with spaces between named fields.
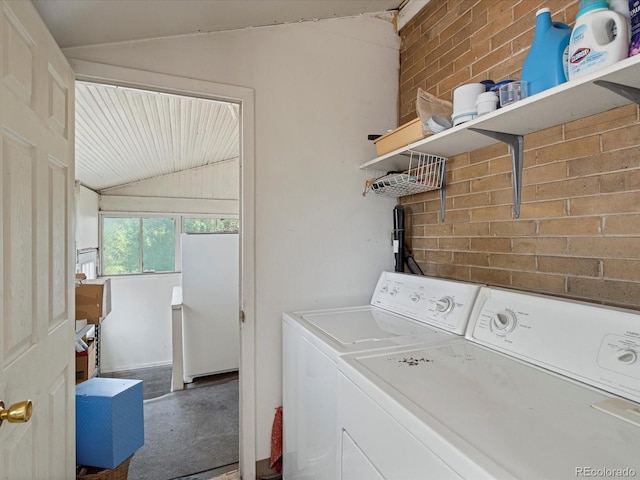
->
xmin=368 ymin=151 xmax=446 ymax=198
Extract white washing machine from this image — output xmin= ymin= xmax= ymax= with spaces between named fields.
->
xmin=337 ymin=286 xmax=640 ymax=479
xmin=282 ymin=271 xmax=482 ymax=480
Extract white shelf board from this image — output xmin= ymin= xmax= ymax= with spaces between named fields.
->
xmin=361 ymin=54 xmax=640 ymax=172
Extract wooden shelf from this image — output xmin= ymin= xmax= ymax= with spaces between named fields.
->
xmin=361 ymin=54 xmax=640 ymax=173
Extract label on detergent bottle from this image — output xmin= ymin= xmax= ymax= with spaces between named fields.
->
xmin=631 ymin=0 xmax=640 ymax=56
xmin=569 ymin=24 xmax=610 ymax=76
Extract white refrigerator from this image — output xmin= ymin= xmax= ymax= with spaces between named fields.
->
xmin=181 ymin=232 xmax=239 ymax=382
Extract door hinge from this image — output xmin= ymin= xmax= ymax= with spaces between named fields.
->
xmin=240 ymin=310 xmax=245 ymax=323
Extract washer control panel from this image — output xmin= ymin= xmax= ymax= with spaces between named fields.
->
xmin=371 ymin=272 xmax=481 ymax=335
xmin=468 ymin=287 xmax=640 ymax=403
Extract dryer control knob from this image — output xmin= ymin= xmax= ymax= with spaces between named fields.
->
xmin=409 ymin=293 xmax=421 ymax=303
xmin=616 ymin=349 xmax=638 ymax=365
xmin=435 ymin=296 xmax=454 ymax=314
xmin=491 ymin=311 xmax=517 ymax=335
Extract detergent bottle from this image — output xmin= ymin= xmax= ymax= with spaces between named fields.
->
xmin=630 ymin=0 xmax=640 ymax=56
xmin=568 ymin=0 xmax=630 ymax=79
xmin=521 ymin=8 xmax=572 ymax=96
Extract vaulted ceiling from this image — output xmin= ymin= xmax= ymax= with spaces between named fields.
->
xmin=75 ymin=82 xmax=239 ymax=191
xmin=34 ymin=0 xmax=408 ymax=191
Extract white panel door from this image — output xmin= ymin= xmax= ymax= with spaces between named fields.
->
xmin=0 ymin=1 xmax=75 ymax=478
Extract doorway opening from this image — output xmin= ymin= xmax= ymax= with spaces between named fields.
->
xmin=74 ymin=79 xmax=244 ymax=479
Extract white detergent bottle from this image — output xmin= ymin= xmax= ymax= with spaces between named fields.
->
xmin=568 ymin=0 xmax=630 ymax=80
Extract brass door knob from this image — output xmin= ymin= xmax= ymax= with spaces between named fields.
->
xmin=0 ymin=400 xmax=33 ymax=426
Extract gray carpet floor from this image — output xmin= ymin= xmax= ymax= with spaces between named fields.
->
xmin=128 ymin=379 xmax=239 ymax=480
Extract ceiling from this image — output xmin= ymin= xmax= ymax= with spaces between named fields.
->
xmin=75 ymin=82 xmax=239 ymax=191
xmin=34 ymin=0 xmax=406 ymax=192
xmin=33 ymin=0 xmax=404 ymax=49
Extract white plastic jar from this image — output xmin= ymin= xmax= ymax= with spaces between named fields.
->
xmin=476 ymin=91 xmax=499 ymax=115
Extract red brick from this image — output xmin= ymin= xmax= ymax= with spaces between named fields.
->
xmin=536 ymin=136 xmax=601 ymax=164
xmin=453 ymin=222 xmax=490 ymax=236
xmin=570 ymin=191 xmax=640 ymax=216
xmin=469 ymin=267 xmax=511 ymax=286
xmin=537 ymin=256 xmax=601 ymax=277
xmin=453 ymin=251 xmax=490 ymax=267
xmin=470 ymin=205 xmax=513 ymax=221
xmin=470 ymin=237 xmax=511 ymax=252
xmin=602 ymin=259 xmax=640 ymax=282
xmin=568 ymin=237 xmax=640 ymax=258
xmin=602 ymin=124 xmax=640 ymax=152
xmin=512 ymin=237 xmax=568 ymax=254
xmin=538 ymin=217 xmax=601 ymax=236
xmin=567 ymin=147 xmax=640 ymax=178
xmin=604 ymin=214 xmax=640 ymax=235
xmin=567 ymin=278 xmax=640 ymax=309
xmin=564 ymin=105 xmax=638 ymax=140
xmin=398 ymin=0 xmax=640 ymax=309
xmin=489 ymin=253 xmax=536 ymax=271
xmin=489 ymin=220 xmax=537 ymax=236
xmin=510 ymin=271 xmax=567 ymax=295
xmin=535 ymin=177 xmax=599 ymax=201
xmin=518 ymin=200 xmax=567 ymax=219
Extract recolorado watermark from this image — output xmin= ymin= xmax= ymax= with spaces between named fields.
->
xmin=576 ymin=467 xmax=636 ymax=478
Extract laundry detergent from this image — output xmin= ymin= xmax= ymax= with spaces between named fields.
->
xmin=630 ymin=0 xmax=640 ymax=56
xmin=521 ymin=8 xmax=572 ymax=95
xmin=568 ymin=0 xmax=630 ymax=79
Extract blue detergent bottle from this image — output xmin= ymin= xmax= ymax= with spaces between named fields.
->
xmin=521 ymin=8 xmax=572 ymax=96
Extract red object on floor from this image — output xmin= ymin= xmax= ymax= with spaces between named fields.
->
xmin=270 ymin=406 xmax=283 ymax=473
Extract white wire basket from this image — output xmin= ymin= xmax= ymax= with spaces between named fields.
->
xmin=369 ymin=151 xmax=446 ymax=198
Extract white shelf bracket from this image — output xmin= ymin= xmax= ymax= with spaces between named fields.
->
xmin=593 ymin=80 xmax=640 ymax=105
xmin=469 ymin=128 xmax=524 ymax=218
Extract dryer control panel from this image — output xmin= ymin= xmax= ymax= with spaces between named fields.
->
xmin=467 ymin=287 xmax=640 ymax=404
xmin=371 ymin=272 xmax=482 ymax=335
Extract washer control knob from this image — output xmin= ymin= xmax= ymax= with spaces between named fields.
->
xmin=616 ymin=349 xmax=638 ymax=365
xmin=409 ymin=293 xmax=421 ymax=303
xmin=435 ymin=296 xmax=454 ymax=314
xmin=491 ymin=311 xmax=517 ymax=335
xmin=389 ymin=287 xmax=398 ymax=297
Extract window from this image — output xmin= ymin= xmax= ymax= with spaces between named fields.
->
xmin=183 ymin=217 xmax=239 ymax=234
xmin=100 ymin=214 xmax=239 ymax=275
xmin=102 ymin=216 xmax=176 ymax=274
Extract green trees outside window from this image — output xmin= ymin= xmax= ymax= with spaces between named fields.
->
xmin=102 ymin=216 xmax=238 ymax=275
xmin=103 ymin=217 xmax=176 ymax=274
xmin=183 ymin=218 xmax=239 ymax=233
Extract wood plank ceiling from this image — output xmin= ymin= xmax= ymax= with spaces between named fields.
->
xmin=75 ymin=81 xmax=239 ymax=192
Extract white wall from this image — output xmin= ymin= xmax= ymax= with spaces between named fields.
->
xmin=64 ymin=14 xmax=399 ymax=461
xmin=100 ymin=273 xmax=181 ymax=372
xmin=76 ymin=184 xmax=99 ymax=249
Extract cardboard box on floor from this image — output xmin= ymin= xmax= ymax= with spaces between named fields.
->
xmin=75 ymin=340 xmax=96 ymax=384
xmin=76 ymin=278 xmax=111 ymax=324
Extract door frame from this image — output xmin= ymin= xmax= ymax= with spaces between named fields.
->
xmin=69 ymin=59 xmax=257 ymax=480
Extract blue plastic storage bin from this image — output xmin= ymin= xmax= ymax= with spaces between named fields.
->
xmin=76 ymin=378 xmax=144 ymax=469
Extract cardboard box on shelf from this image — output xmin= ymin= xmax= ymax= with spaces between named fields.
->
xmin=76 ymin=278 xmax=111 ymax=324
xmin=75 ymin=340 xmax=96 ymax=384
xmin=373 ymin=118 xmax=427 ymax=156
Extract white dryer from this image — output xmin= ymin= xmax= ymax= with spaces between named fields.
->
xmin=282 ymin=271 xmax=482 ymax=480
xmin=337 ymin=286 xmax=640 ymax=479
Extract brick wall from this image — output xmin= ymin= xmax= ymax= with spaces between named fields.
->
xmin=399 ymin=0 xmax=640 ymax=309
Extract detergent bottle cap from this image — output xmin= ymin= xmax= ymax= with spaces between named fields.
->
xmin=577 ymin=0 xmax=610 ymax=17
xmin=537 ymin=8 xmax=551 ymax=15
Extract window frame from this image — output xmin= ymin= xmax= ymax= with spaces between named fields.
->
xmin=99 ymin=212 xmax=239 ymax=276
